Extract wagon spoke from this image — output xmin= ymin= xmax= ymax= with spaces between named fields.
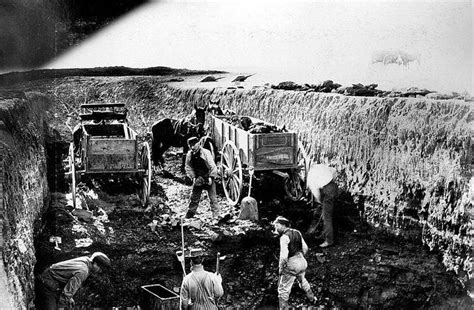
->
xmin=223 ymin=150 xmax=230 ymax=165
xmin=228 ymin=180 xmax=236 ymax=199
xmin=231 ymin=154 xmax=237 ymax=170
xmin=231 ymin=180 xmax=240 ymax=200
xmin=221 ymin=162 xmax=230 ymax=171
xmin=232 ymin=174 xmax=242 ymax=186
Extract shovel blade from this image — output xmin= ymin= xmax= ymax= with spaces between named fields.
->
xmin=239 ymin=197 xmax=258 ymax=221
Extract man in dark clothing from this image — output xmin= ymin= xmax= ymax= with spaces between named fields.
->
xmin=184 ymin=136 xmax=218 ymax=218
xmin=36 ymin=252 xmax=111 ymax=310
xmin=180 ymin=248 xmax=224 ymax=310
xmin=273 ymin=216 xmax=316 ymax=309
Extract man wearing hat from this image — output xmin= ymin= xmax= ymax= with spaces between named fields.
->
xmin=273 ymin=216 xmax=317 ymax=309
xmin=180 ymin=248 xmax=224 ymax=309
xmin=184 ymin=136 xmax=219 ymax=218
xmin=36 ymin=252 xmax=111 ymax=309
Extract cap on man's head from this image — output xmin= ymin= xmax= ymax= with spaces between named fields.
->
xmin=187 ymin=136 xmax=199 ymax=146
xmin=91 ymin=252 xmax=111 ymax=268
xmin=273 ymin=216 xmax=290 ymax=226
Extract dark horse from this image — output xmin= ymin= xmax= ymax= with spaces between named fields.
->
xmin=151 ymin=104 xmax=206 ymax=169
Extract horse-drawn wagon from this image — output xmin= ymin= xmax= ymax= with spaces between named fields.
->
xmin=209 ymin=113 xmax=308 ymax=205
xmin=66 ymin=103 xmax=152 ymax=207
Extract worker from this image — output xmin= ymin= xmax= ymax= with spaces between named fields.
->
xmin=273 ymin=216 xmax=317 ymax=309
xmin=184 ymin=136 xmax=219 ymax=218
xmin=180 ymin=248 xmax=224 ymax=310
xmin=36 ymin=252 xmax=111 ymax=310
xmin=318 ymin=179 xmax=339 ymax=247
xmin=306 ymin=165 xmax=339 ymax=248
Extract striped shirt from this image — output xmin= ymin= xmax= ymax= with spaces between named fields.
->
xmin=180 ymin=265 xmax=223 ymax=310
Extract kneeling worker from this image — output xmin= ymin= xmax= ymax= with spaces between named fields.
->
xmin=36 ymin=252 xmax=111 ymax=310
xmin=180 ymin=248 xmax=224 ymax=310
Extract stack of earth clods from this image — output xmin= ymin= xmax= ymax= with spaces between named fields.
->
xmin=271 ymin=80 xmax=466 ymax=100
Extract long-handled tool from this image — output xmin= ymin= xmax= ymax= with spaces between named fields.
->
xmin=239 ymin=167 xmax=258 ymax=221
xmin=175 ymin=217 xmax=186 ymax=277
xmin=215 ymin=252 xmax=220 ymax=274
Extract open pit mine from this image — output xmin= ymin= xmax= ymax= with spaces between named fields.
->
xmin=0 ymin=69 xmax=472 ymax=309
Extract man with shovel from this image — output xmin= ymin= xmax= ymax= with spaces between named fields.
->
xmin=273 ymin=216 xmax=317 ymax=309
xmin=184 ymin=136 xmax=219 ymax=218
xmin=180 ymin=248 xmax=224 ymax=310
xmin=36 ymin=252 xmax=111 ymax=309
xmin=306 ymin=164 xmax=339 ymax=248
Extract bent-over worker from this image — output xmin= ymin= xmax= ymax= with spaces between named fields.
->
xmin=184 ymin=136 xmax=219 ymax=218
xmin=36 ymin=252 xmax=111 ymax=310
xmin=318 ymin=180 xmax=338 ymax=247
xmin=180 ymin=248 xmax=224 ymax=310
xmin=273 ymin=216 xmax=317 ymax=309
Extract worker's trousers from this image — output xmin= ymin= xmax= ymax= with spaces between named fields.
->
xmin=36 ymin=269 xmax=62 ymax=310
xmin=187 ymin=181 xmax=218 ymax=217
xmin=278 ymin=252 xmax=314 ymax=308
xmin=321 ymin=182 xmax=338 ymax=245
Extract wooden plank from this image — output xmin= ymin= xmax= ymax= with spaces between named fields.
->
xmin=81 ymin=103 xmax=125 ymax=109
xmin=88 ymin=154 xmax=136 ymax=171
xmin=88 ymin=139 xmax=135 ymax=155
xmin=254 ymin=147 xmax=295 ymax=169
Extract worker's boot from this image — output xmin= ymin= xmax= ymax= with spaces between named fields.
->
xmin=279 ymin=298 xmax=289 ymax=309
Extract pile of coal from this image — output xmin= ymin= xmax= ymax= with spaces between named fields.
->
xmin=304 ymin=80 xmax=342 ymax=93
xmin=225 ymin=115 xmax=287 ymax=133
xmin=336 ymin=83 xmax=382 ymax=96
xmin=271 ymin=81 xmax=303 ymax=90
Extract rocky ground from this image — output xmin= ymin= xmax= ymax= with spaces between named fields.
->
xmin=17 ymin=75 xmax=471 ymax=309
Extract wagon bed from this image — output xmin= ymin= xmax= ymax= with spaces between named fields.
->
xmin=67 ymin=103 xmax=152 ymax=207
xmin=209 ymin=114 xmax=307 ymax=205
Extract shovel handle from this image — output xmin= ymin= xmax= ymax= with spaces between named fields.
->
xmin=216 ymin=252 xmax=220 ymax=274
xmin=248 ymin=167 xmax=254 ymax=197
xmin=181 ymin=217 xmax=186 ymax=277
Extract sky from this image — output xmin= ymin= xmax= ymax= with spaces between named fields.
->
xmin=46 ymin=0 xmax=473 ymax=94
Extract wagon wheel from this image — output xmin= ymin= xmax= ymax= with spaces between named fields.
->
xmin=138 ymin=142 xmax=152 ymax=207
xmin=221 ymin=141 xmax=243 ymax=206
xmin=68 ymin=142 xmax=77 ymax=209
xmin=284 ymin=141 xmax=309 ymax=201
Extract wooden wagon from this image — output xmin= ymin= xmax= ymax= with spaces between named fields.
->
xmin=209 ymin=114 xmax=308 ymax=205
xmin=67 ymin=103 xmax=152 ymax=207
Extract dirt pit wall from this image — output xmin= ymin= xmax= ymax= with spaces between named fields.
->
xmin=0 ymin=91 xmax=51 ymax=309
xmin=161 ymin=85 xmax=473 ymax=283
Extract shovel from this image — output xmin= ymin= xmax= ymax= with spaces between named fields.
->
xmin=176 ymin=217 xmax=186 ymax=277
xmin=239 ymin=167 xmax=258 ymax=221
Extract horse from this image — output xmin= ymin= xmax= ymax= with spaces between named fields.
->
xmin=186 ymin=103 xmax=206 ymax=126
xmin=151 ymin=104 xmax=206 ymax=170
xmin=151 ymin=118 xmax=204 ymax=170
